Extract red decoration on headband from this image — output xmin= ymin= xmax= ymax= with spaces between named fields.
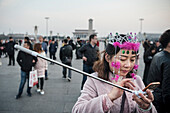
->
xmin=120 ymin=42 xmax=140 ymax=51
xmin=112 ymin=42 xmax=140 ymax=51
xmin=113 ymin=42 xmax=120 ymax=47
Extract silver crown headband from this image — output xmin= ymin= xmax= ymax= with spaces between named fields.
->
xmin=108 ymin=32 xmax=140 ymax=51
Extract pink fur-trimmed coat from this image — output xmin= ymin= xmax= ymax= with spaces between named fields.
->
xmin=34 ymin=52 xmax=47 ymax=78
xmin=72 ymin=72 xmax=157 ymax=113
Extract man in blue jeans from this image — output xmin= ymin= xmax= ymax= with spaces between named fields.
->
xmin=15 ymin=42 xmax=37 ymax=99
xmin=78 ymin=34 xmax=99 ymax=90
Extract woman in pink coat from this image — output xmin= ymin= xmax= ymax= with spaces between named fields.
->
xmin=72 ymin=34 xmax=157 ymax=113
xmin=34 ymin=43 xmax=47 ymax=95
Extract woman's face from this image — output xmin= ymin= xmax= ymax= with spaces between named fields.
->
xmin=108 ymin=49 xmax=136 ymax=77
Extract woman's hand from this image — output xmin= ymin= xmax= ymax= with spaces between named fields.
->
xmin=108 ymin=78 xmax=135 ymax=101
xmin=132 ymin=89 xmax=154 ymax=109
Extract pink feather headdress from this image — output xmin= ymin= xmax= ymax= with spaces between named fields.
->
xmin=109 ymin=32 xmax=140 ymax=51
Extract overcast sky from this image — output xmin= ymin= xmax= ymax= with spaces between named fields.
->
xmin=0 ymin=0 xmax=170 ymax=37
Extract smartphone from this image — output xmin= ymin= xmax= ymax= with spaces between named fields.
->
xmin=142 ymin=82 xmax=160 ymax=91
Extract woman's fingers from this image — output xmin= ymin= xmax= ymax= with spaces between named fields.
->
xmin=138 ymin=93 xmax=151 ymax=104
xmin=133 ymin=94 xmax=144 ymax=106
xmin=132 ymin=94 xmax=150 ymax=109
xmin=146 ymin=89 xmax=154 ymax=101
xmin=124 ymin=80 xmax=136 ymax=90
xmin=119 ymin=78 xmax=136 ymax=90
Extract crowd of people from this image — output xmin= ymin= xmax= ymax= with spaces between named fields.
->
xmin=0 ymin=29 xmax=170 ymax=113
xmin=142 ymin=39 xmax=163 ymax=86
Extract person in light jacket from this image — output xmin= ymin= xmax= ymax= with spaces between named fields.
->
xmin=34 ymin=43 xmax=47 ymax=95
xmin=72 ymin=34 xmax=157 ymax=113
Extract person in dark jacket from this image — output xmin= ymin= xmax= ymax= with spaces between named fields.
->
xmin=7 ymin=37 xmax=15 ymax=66
xmin=143 ymin=38 xmax=150 ymax=52
xmin=60 ymin=39 xmax=73 ymax=82
xmin=75 ymin=37 xmax=82 ymax=59
xmin=39 ymin=36 xmax=47 ymax=55
xmin=4 ymin=40 xmax=8 ymax=57
xmin=143 ymin=42 xmax=157 ymax=86
xmin=67 ymin=36 xmax=76 ymax=50
xmin=0 ymin=39 xmax=3 ymax=58
xmin=49 ymin=39 xmax=57 ymax=64
xmin=15 ymin=41 xmax=37 ymax=99
xmin=147 ymin=29 xmax=170 ymax=113
xmin=78 ymin=34 xmax=99 ymax=90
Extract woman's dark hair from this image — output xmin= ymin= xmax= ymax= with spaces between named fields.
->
xmin=93 ymin=44 xmax=120 ymax=81
xmin=159 ymin=29 xmax=170 ymax=48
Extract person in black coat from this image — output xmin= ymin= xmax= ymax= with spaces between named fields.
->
xmin=0 ymin=39 xmax=3 ymax=58
xmin=7 ymin=37 xmax=15 ymax=66
xmin=67 ymin=36 xmax=76 ymax=50
xmin=3 ymin=40 xmax=8 ymax=57
xmin=75 ymin=37 xmax=82 ymax=59
xmin=15 ymin=41 xmax=37 ymax=99
xmin=143 ymin=42 xmax=157 ymax=86
xmin=60 ymin=39 xmax=73 ymax=81
xmin=77 ymin=34 xmax=99 ymax=90
xmin=49 ymin=39 xmax=57 ymax=64
xmin=147 ymin=29 xmax=170 ymax=113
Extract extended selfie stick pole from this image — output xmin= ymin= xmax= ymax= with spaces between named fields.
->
xmin=15 ymin=45 xmax=135 ymax=93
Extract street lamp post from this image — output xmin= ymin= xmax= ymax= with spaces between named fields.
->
xmin=45 ymin=17 xmax=49 ymax=39
xmin=57 ymin=33 xmax=59 ymax=41
xmin=139 ymin=18 xmax=144 ymax=34
xmin=34 ymin=25 xmax=38 ymax=41
xmin=50 ymin=31 xmax=52 ymax=40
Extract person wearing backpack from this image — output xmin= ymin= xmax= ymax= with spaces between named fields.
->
xmin=59 ymin=39 xmax=73 ymax=82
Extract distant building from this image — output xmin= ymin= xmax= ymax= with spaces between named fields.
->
xmin=73 ymin=19 xmax=97 ymax=39
xmin=0 ymin=33 xmax=36 ymax=40
xmin=0 ymin=34 xmax=8 ymax=40
xmin=137 ymin=33 xmax=161 ymax=41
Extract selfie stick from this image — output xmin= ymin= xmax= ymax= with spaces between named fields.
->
xmin=15 ymin=45 xmax=145 ymax=95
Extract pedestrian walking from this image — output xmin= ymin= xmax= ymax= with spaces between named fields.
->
xmin=143 ymin=42 xmax=157 ymax=86
xmin=49 ymin=38 xmax=57 ymax=64
xmin=39 ymin=36 xmax=48 ymax=80
xmin=59 ymin=39 xmax=73 ymax=82
xmin=75 ymin=37 xmax=82 ymax=59
xmin=34 ymin=43 xmax=47 ymax=95
xmin=15 ymin=41 xmax=37 ymax=99
xmin=67 ymin=36 xmax=76 ymax=50
xmin=77 ymin=34 xmax=99 ymax=90
xmin=7 ymin=37 xmax=15 ymax=66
